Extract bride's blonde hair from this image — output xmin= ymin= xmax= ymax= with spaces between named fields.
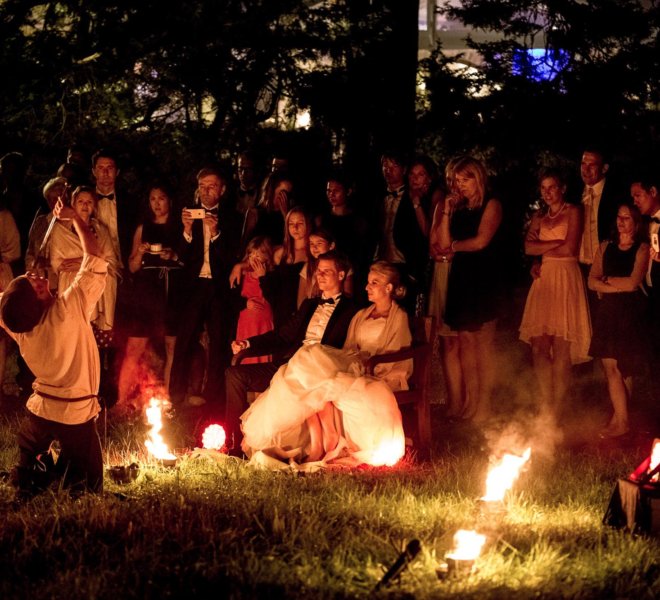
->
xmin=369 ymin=261 xmax=406 ymax=300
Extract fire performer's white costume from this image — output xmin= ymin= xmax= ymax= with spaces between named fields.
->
xmin=1 ymin=254 xmax=107 ymax=492
xmin=241 ymin=302 xmax=411 ymax=469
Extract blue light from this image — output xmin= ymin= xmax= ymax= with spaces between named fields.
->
xmin=512 ymin=48 xmax=570 ymax=82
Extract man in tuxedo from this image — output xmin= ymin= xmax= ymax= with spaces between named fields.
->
xmin=578 ymin=147 xmax=621 ymax=270
xmin=90 ymin=148 xmax=138 ymax=407
xmin=169 ymin=167 xmax=242 ymax=408
xmin=224 ymin=250 xmax=359 ymax=451
xmin=374 ymin=150 xmax=428 ymax=314
xmin=91 ymin=148 xmax=137 ymax=269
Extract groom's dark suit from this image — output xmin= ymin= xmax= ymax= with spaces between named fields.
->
xmin=224 ymin=295 xmax=359 ymax=448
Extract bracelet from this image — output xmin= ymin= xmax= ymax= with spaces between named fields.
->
xmin=450 ymin=240 xmax=457 ymax=252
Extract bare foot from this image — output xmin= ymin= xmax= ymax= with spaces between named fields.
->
xmin=599 ymin=420 xmax=629 ymax=439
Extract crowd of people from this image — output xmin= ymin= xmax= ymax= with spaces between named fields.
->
xmin=0 ymin=143 xmax=658 ymax=491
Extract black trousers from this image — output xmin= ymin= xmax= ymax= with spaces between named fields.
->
xmin=169 ymin=278 xmax=233 ymax=405
xmin=224 ymin=362 xmax=278 ymax=448
xmin=16 ymin=412 xmax=103 ymax=494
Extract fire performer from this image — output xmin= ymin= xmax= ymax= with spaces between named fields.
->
xmin=0 ymin=199 xmax=107 ymax=498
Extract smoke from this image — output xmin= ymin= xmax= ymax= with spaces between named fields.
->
xmin=481 ymin=332 xmax=606 ymax=462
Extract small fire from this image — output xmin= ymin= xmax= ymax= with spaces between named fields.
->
xmin=370 ymin=439 xmax=405 ymax=467
xmin=481 ymin=448 xmax=531 ymax=502
xmin=202 ymin=424 xmax=227 ymax=450
xmin=650 ymin=441 xmax=660 ymax=483
xmin=144 ymin=397 xmax=176 ymax=461
xmin=446 ymin=529 xmax=486 ymax=561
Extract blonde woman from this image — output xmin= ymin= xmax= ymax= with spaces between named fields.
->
xmin=49 ymin=186 xmax=119 ymax=335
xmin=437 ymin=156 xmax=502 ymax=423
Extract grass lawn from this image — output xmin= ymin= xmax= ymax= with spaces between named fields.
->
xmin=0 ymin=324 xmax=658 ymax=598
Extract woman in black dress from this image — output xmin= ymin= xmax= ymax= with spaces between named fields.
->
xmin=588 ymin=203 xmax=649 ymax=438
xmin=116 ymin=182 xmax=183 ymax=413
xmin=437 ymin=156 xmax=503 ymax=423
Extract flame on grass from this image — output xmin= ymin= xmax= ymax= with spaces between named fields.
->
xmin=481 ymin=447 xmax=531 ymax=502
xmin=446 ymin=529 xmax=486 ymax=561
xmin=144 ymin=398 xmax=176 ymax=461
xmin=202 ymin=424 xmax=226 ymax=451
xmin=650 ymin=440 xmax=660 ymax=483
xmin=370 ymin=439 xmax=405 ymax=467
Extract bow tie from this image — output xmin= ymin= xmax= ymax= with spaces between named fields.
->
xmin=319 ymin=296 xmax=338 ymax=305
xmin=652 ymin=217 xmax=660 ymax=224
xmin=202 ymin=206 xmax=218 ymax=216
xmin=98 ymin=192 xmax=115 ymax=201
xmin=386 ymin=188 xmax=404 ymax=198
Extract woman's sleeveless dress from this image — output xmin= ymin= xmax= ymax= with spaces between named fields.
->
xmin=444 ymin=201 xmax=501 ymax=331
xmin=588 ymin=242 xmax=649 ymax=376
xmin=519 ymin=212 xmax=591 ymax=364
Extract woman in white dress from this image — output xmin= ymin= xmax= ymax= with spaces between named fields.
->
xmin=519 ymin=169 xmax=591 ymax=421
xmin=240 ymin=261 xmax=412 ymax=468
xmin=49 ymin=186 xmax=119 ymax=334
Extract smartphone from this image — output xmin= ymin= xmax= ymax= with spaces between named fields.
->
xmin=185 ymin=208 xmax=206 ymax=219
xmin=652 ymin=233 xmax=659 ymax=253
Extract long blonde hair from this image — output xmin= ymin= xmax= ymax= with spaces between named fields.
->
xmin=280 ymin=207 xmax=312 ymax=266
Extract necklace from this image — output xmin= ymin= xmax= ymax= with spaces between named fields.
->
xmin=547 ymin=202 xmax=566 ymax=219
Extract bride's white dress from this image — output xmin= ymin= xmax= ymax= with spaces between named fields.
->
xmin=241 ymin=304 xmax=412 ymax=468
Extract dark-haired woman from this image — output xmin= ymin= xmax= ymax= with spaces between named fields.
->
xmin=116 ymin=183 xmax=182 ymax=411
xmin=519 ymin=170 xmax=591 ymax=423
xmin=588 ymin=203 xmax=649 ymax=438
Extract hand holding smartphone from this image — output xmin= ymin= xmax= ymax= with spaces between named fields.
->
xmin=185 ymin=208 xmax=206 ymax=219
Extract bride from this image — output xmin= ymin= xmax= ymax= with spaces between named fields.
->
xmin=240 ymin=261 xmax=412 ymax=468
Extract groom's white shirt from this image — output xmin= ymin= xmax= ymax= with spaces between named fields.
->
xmin=303 ymin=293 xmax=342 ymax=345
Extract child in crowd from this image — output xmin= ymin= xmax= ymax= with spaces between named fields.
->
xmin=235 ymin=236 xmax=275 ymax=364
xmin=300 ymin=228 xmax=354 ymax=300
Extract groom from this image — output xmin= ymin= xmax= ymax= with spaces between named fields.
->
xmin=224 ymin=250 xmax=359 ymax=452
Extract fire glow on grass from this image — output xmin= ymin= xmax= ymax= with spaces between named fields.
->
xmin=481 ymin=448 xmax=531 ymax=502
xmin=202 ymin=424 xmax=226 ymax=450
xmin=446 ymin=529 xmax=487 ymax=561
xmin=145 ymin=398 xmax=176 ymax=461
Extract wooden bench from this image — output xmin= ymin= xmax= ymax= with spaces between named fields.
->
xmin=231 ymin=315 xmax=436 ymax=455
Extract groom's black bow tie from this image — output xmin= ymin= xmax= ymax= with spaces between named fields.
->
xmin=319 ymin=297 xmax=337 ymax=305
xmin=98 ymin=192 xmax=115 ymax=200
xmin=202 ymin=206 xmax=219 ymax=216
